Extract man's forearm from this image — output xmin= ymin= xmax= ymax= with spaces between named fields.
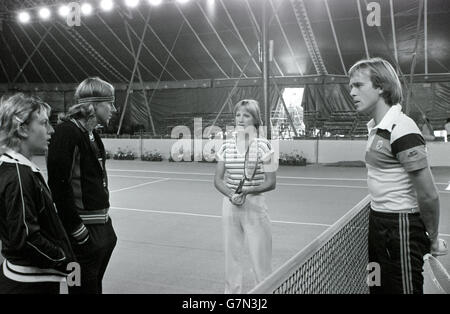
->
xmin=419 ymin=197 xmax=440 ymax=240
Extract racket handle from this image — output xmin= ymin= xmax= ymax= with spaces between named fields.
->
xmin=235 ymin=179 xmax=245 ymax=194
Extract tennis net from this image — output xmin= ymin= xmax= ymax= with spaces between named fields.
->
xmin=249 ymin=195 xmax=371 ymax=294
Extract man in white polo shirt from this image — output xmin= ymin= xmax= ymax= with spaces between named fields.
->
xmin=348 ymin=57 xmax=446 ymax=294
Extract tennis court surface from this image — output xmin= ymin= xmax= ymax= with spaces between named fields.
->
xmin=7 ymin=158 xmax=450 ymax=294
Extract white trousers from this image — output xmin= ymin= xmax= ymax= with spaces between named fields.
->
xmin=222 ymin=194 xmax=272 ymax=294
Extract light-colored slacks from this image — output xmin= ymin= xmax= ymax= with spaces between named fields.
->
xmin=222 ymin=194 xmax=272 ymax=294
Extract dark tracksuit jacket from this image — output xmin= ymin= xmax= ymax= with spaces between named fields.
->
xmin=47 ymin=119 xmax=117 ymax=293
xmin=0 ymin=151 xmax=75 ymax=282
xmin=47 ymin=119 xmax=110 ymax=243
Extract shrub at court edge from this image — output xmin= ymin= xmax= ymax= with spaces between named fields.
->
xmin=141 ymin=150 xmax=163 ymax=162
xmin=113 ymin=147 xmax=135 ymax=160
xmin=279 ymin=150 xmax=307 ymax=166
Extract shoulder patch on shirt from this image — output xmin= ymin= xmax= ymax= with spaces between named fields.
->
xmin=407 ymin=150 xmax=418 ymax=158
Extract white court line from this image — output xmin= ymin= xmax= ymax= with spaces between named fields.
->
xmin=108 ymin=174 xmax=450 ymax=193
xmin=108 ymin=169 xmax=212 ymax=176
xmin=109 ymin=174 xmax=367 ymax=189
xmin=110 ymin=206 xmax=332 ymax=228
xmin=278 ymin=183 xmax=367 ymax=189
xmin=110 ymin=206 xmax=450 ymax=237
xmin=110 ymin=178 xmax=169 ymax=193
xmin=107 ymin=169 xmax=450 ymax=185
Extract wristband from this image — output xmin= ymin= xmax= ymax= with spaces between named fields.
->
xmin=427 ymin=230 xmax=439 ymax=241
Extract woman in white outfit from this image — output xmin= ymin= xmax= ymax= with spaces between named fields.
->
xmin=214 ymin=99 xmax=276 ymax=294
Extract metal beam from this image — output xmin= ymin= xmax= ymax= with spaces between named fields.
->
xmin=0 ymin=31 xmax=27 ymax=83
xmin=117 ymin=8 xmax=178 ymax=81
xmin=139 ymin=11 xmax=194 ymax=80
xmin=289 ymin=0 xmax=327 ymax=75
xmin=210 ymin=47 xmax=259 ymax=132
xmin=356 ymin=0 xmax=370 ymax=59
xmin=219 ymin=0 xmax=261 ymax=74
xmin=36 ymin=23 xmax=89 ymax=79
xmin=96 ymin=12 xmax=159 ymax=81
xmin=325 ymin=0 xmax=347 ymax=75
xmin=362 ymin=0 xmax=403 ymax=78
xmin=272 ymin=79 xmax=298 ymax=137
xmin=0 ymin=47 xmax=10 ymax=83
xmin=389 ymin=0 xmax=399 ymax=68
xmin=262 ymin=0 xmax=271 ymax=139
xmin=269 ymin=0 xmax=304 ymax=76
xmin=175 ymin=2 xmax=229 ymax=78
xmin=406 ymin=0 xmax=425 ymax=115
xmin=14 ymin=24 xmax=64 ymax=84
xmin=81 ymin=22 xmax=134 ymax=80
xmin=196 ymin=1 xmax=246 ymax=78
xmin=146 ymin=22 xmax=186 ymax=137
xmin=5 ymin=73 xmax=450 ymax=93
xmin=244 ymin=0 xmax=284 ymax=76
xmin=117 ymin=9 xmax=151 ymax=135
xmin=424 ymin=0 xmax=428 ymax=74
xmin=52 ymin=23 xmax=110 ymax=81
xmin=124 ymin=19 xmax=156 ymax=136
xmin=59 ymin=21 xmax=127 ymax=82
xmin=23 ymin=0 xmax=76 ymax=82
xmin=7 ymin=24 xmax=45 ymax=82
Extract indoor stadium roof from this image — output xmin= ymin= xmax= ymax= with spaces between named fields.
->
xmin=0 ymin=0 xmax=449 ymax=85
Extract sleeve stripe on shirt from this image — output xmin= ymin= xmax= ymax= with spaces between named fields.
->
xmin=391 ymin=133 xmax=425 ymax=156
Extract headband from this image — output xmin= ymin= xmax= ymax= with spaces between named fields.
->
xmin=77 ymin=96 xmax=115 ymax=105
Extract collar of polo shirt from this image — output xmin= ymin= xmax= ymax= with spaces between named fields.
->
xmin=367 ymin=104 xmax=402 ymax=133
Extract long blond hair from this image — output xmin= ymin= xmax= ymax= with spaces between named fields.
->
xmin=64 ymin=77 xmax=114 ymax=121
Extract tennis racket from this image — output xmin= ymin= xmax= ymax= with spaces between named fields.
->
xmin=423 ymin=253 xmax=450 ymax=294
xmin=233 ymin=139 xmax=260 ymax=206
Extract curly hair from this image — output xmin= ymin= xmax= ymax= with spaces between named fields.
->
xmin=0 ymin=93 xmax=51 ymax=149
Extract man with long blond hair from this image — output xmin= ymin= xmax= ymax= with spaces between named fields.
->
xmin=47 ymin=77 xmax=117 ymax=294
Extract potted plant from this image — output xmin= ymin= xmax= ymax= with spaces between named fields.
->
xmin=141 ymin=150 xmax=163 ymax=161
xmin=279 ymin=150 xmax=307 ymax=166
xmin=113 ymin=147 xmax=135 ymax=160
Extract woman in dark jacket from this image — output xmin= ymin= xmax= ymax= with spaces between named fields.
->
xmin=0 ymin=93 xmax=75 ymax=294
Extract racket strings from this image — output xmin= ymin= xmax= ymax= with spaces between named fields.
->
xmin=244 ymin=141 xmax=260 ymax=180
